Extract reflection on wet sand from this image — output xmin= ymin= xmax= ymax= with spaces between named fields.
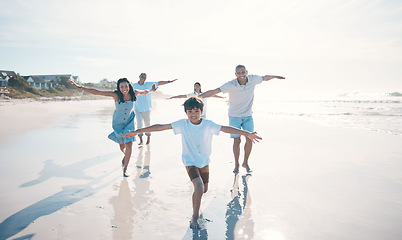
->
xmin=110 ymin=145 xmax=154 ymax=239
xmin=110 ymin=179 xmax=134 ymax=240
xmin=225 ymin=173 xmax=254 ymax=239
xmin=136 ymin=145 xmax=151 ymax=178
xmin=191 ymin=222 xmax=208 ymax=240
xmin=132 ymin=145 xmax=154 ymax=219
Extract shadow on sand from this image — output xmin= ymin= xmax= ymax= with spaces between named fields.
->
xmin=0 ymin=153 xmax=120 ymax=240
xmin=19 ymin=152 xmax=118 ymax=188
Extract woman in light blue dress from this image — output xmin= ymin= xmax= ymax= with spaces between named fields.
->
xmin=69 ymin=78 xmax=156 ymax=177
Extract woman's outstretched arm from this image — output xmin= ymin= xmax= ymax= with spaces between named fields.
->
xmin=69 ymin=79 xmax=116 ymax=98
xmin=168 ymin=94 xmax=188 ymax=99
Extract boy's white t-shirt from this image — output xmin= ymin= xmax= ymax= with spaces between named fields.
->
xmin=219 ymin=75 xmax=263 ymax=117
xmin=171 ymin=118 xmax=221 ymax=168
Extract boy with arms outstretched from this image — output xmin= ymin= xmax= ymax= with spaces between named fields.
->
xmin=125 ymin=97 xmax=262 ymax=229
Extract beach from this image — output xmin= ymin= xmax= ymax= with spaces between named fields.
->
xmin=0 ymin=97 xmax=402 ymax=240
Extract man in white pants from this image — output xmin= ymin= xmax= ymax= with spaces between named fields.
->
xmin=133 ymin=73 xmax=178 ymax=145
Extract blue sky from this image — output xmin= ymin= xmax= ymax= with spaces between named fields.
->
xmin=1 ymin=0 xmax=401 ymax=97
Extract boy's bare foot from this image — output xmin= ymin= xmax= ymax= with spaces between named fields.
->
xmin=189 ymin=217 xmax=200 ymax=229
xmin=146 ymin=136 xmax=150 ymax=145
xmin=138 ymin=141 xmax=143 ymax=145
xmin=242 ymin=163 xmax=252 ymax=173
xmin=233 ymin=164 xmax=239 ymax=173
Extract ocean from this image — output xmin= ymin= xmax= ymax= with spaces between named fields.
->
xmin=252 ymin=91 xmax=402 ymax=135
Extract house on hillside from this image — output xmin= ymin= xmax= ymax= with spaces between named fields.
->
xmin=33 ymin=74 xmax=71 ymax=83
xmin=0 ymin=70 xmax=18 ymax=87
xmin=25 ymin=76 xmax=50 ymax=89
xmin=26 ymin=74 xmax=80 ymax=89
xmin=0 ymin=78 xmax=7 ymax=87
xmin=98 ymin=79 xmax=116 ymax=89
xmin=72 ymin=76 xmax=80 ymax=82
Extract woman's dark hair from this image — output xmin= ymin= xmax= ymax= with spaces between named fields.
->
xmin=194 ymin=82 xmax=202 ymax=93
xmin=184 ymin=96 xmax=204 ymax=112
xmin=115 ymin=78 xmax=136 ymax=103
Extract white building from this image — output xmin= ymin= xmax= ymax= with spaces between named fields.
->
xmin=98 ymin=79 xmax=116 ymax=89
xmin=26 ymin=76 xmax=51 ymax=89
xmin=26 ymin=74 xmax=80 ymax=90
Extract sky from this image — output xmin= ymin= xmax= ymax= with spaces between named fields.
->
xmin=1 ymin=0 xmax=402 ymax=98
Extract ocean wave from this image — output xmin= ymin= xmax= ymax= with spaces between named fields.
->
xmin=254 ymin=98 xmax=402 ymax=135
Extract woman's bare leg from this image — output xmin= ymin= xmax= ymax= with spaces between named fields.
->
xmin=123 ymin=142 xmax=133 ymax=177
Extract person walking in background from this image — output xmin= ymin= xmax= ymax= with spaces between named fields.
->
xmin=69 ymin=78 xmax=157 ymax=177
xmin=125 ymin=97 xmax=262 ymax=229
xmin=133 ymin=73 xmax=178 ymax=145
xmin=199 ymin=65 xmax=285 ymax=173
xmin=168 ymin=82 xmax=224 ymax=118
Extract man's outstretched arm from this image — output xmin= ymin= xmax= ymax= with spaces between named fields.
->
xmin=158 ymin=79 xmax=178 ymax=86
xmin=198 ymin=88 xmax=222 ymax=99
xmin=262 ymin=75 xmax=285 ymax=81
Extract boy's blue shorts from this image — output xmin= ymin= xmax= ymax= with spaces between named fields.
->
xmin=229 ymin=115 xmax=254 ymax=138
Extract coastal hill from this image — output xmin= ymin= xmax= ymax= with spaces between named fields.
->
xmin=2 ymin=75 xmax=168 ymax=100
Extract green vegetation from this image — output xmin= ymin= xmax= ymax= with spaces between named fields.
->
xmin=5 ymin=76 xmax=82 ymax=99
xmin=59 ymin=76 xmax=76 ymax=89
xmin=6 ymin=87 xmax=82 ymax=99
xmin=389 ymin=92 xmax=402 ymax=97
xmin=3 ymin=77 xmax=167 ymax=99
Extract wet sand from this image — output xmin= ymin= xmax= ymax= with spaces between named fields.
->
xmin=0 ymin=98 xmax=401 ymax=240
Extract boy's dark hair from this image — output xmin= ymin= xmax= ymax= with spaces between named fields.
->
xmin=184 ymin=97 xmax=204 ymax=112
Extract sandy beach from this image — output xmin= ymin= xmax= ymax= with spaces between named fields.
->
xmin=0 ymin=97 xmax=401 ymax=240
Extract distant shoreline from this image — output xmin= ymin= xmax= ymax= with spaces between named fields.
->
xmin=0 ymin=95 xmax=107 ymax=103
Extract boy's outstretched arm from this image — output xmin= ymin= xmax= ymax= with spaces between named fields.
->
xmin=262 ymin=75 xmax=285 ymax=81
xmin=125 ymin=124 xmax=172 ymax=138
xmin=220 ymin=126 xmax=262 ymax=143
xmin=198 ymin=88 xmax=222 ymax=99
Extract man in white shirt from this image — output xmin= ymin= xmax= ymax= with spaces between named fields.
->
xmin=199 ymin=65 xmax=285 ymax=173
xmin=133 ymin=73 xmax=178 ymax=145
